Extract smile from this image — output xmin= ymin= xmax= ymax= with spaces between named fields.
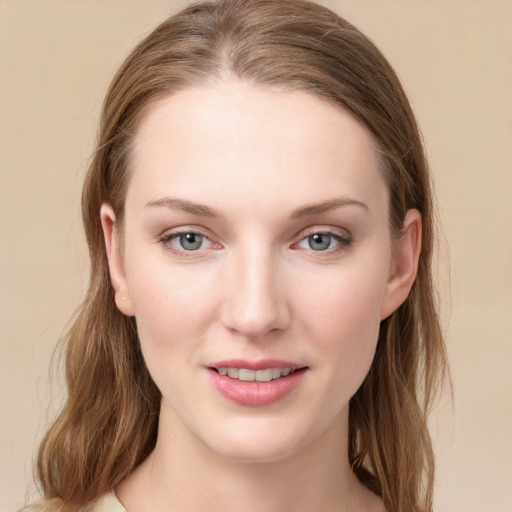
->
xmin=215 ymin=367 xmax=295 ymax=382
xmin=207 ymin=361 xmax=308 ymax=406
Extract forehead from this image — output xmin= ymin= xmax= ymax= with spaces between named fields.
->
xmin=128 ymin=80 xmax=387 ymax=216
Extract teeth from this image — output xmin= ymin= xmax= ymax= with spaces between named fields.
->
xmin=239 ymin=369 xmax=256 ymax=381
xmin=227 ymin=368 xmax=239 ymax=379
xmin=217 ymin=367 xmax=295 ymax=381
xmin=255 ymin=368 xmax=272 ymax=382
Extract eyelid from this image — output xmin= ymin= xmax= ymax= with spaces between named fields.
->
xmin=295 ymin=225 xmax=352 ymax=243
xmin=292 ymin=226 xmax=353 ymax=253
xmin=155 ymin=226 xmax=221 ymax=257
xmin=155 ymin=222 xmax=220 ymax=241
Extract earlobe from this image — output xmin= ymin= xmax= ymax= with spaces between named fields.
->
xmin=380 ymin=209 xmax=422 ymax=320
xmin=100 ymin=203 xmax=135 ymax=317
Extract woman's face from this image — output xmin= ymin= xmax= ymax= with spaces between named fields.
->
xmin=102 ymin=80 xmax=419 ymax=463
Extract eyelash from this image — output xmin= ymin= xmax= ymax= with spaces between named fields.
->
xmin=156 ymin=228 xmax=352 ymax=257
xmin=294 ymin=231 xmax=352 ymax=253
xmin=156 ymin=229 xmax=216 ymax=258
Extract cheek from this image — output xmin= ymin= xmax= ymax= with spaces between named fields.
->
xmin=125 ymin=253 xmax=217 ymax=354
xmin=125 ymin=261 xmax=218 ymax=403
xmin=300 ymin=260 xmax=386 ymax=332
xmin=296 ymin=261 xmax=388 ymax=380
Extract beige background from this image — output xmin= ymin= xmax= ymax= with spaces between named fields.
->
xmin=1 ymin=1 xmax=511 ymax=511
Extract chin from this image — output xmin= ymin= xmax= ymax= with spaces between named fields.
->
xmin=209 ymin=438 xmax=302 ymax=464
xmin=196 ymin=417 xmax=320 ymax=464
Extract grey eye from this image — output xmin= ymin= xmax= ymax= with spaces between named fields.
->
xmin=179 ymin=233 xmax=204 ymax=250
xmin=307 ymin=233 xmax=332 ymax=251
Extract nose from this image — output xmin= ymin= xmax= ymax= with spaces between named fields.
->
xmin=220 ymin=245 xmax=291 ymax=340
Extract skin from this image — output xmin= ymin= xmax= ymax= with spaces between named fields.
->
xmin=101 ymin=80 xmax=421 ymax=512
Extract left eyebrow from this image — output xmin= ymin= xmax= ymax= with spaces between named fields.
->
xmin=290 ymin=198 xmax=369 ymax=219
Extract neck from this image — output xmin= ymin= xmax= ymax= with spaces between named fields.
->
xmin=117 ymin=404 xmax=378 ymax=512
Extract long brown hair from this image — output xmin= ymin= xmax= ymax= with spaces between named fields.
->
xmin=36 ymin=1 xmax=448 ymax=511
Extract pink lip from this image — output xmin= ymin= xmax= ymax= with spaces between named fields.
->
xmin=206 ymin=359 xmax=307 ymax=406
xmin=209 ymin=359 xmax=304 ymax=371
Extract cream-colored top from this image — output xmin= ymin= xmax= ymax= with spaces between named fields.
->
xmin=85 ymin=493 xmax=127 ymax=512
xmin=19 ymin=492 xmax=126 ymax=512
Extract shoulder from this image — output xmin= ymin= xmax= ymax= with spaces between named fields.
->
xmin=19 ymin=493 xmax=126 ymax=512
xmin=82 ymin=493 xmax=127 ymax=512
xmin=18 ymin=501 xmax=58 ymax=512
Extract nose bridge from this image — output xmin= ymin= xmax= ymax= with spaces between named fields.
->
xmin=221 ymin=241 xmax=289 ymax=338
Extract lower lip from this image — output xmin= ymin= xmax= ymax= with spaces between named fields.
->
xmin=207 ymin=368 xmax=307 ymax=406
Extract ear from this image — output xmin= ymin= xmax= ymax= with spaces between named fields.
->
xmin=100 ymin=203 xmax=135 ymax=316
xmin=380 ymin=209 xmax=422 ymax=320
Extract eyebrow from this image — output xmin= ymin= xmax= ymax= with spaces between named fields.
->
xmin=145 ymin=197 xmax=221 ymax=217
xmin=290 ymin=198 xmax=369 ymax=219
xmin=145 ymin=196 xmax=368 ymax=219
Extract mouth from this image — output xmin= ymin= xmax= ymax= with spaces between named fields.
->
xmin=207 ymin=360 xmax=308 ymax=406
xmin=212 ymin=367 xmax=298 ymax=382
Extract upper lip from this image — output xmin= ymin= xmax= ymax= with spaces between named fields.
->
xmin=208 ymin=359 xmax=306 ymax=371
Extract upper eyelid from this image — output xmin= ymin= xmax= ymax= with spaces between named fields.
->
xmin=292 ymin=225 xmax=352 ymax=241
xmin=160 ymin=230 xmax=211 ymax=242
xmin=157 ymin=225 xmax=214 ymax=239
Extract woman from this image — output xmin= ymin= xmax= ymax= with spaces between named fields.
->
xmin=26 ymin=1 xmax=448 ymax=511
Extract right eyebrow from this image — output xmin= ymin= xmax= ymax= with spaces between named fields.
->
xmin=145 ymin=197 xmax=221 ymax=217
